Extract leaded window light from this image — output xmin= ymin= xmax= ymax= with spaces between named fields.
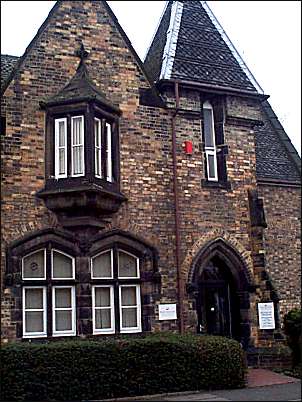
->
xmin=21 ymin=248 xmax=76 ymax=338
xmin=22 ymin=249 xmax=46 ymax=280
xmin=91 ymin=248 xmax=141 ymax=334
xmin=203 ymin=101 xmax=218 ymax=182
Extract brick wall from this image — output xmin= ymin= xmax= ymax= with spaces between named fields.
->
xmin=258 ymin=184 xmax=301 ymax=321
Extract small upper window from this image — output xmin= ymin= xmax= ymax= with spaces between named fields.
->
xmin=203 ymin=101 xmax=218 ymax=182
xmin=22 ymin=249 xmax=46 ymax=280
xmin=51 ymin=249 xmax=75 ymax=279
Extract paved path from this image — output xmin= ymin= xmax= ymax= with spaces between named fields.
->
xmin=92 ymin=369 xmax=301 ymax=402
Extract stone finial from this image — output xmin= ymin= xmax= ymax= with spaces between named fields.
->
xmin=75 ymin=42 xmax=89 ymax=62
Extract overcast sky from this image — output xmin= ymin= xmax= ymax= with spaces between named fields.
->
xmin=1 ymin=1 xmax=301 ymax=155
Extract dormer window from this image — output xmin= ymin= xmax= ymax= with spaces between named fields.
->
xmin=37 ymin=44 xmax=126 ymax=227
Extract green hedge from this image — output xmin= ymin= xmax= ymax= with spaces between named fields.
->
xmin=1 ymin=334 xmax=246 ymax=401
xmin=283 ymin=309 xmax=301 ymax=366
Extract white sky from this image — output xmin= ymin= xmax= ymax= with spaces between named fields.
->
xmin=1 ymin=1 xmax=301 ymax=155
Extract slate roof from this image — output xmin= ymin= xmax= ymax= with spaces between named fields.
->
xmin=144 ymin=1 xmax=258 ymax=92
xmin=1 ymin=54 xmax=19 ymax=90
xmin=255 ymin=101 xmax=301 ymax=183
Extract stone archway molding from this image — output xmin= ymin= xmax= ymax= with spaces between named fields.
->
xmin=183 ymin=229 xmax=254 ymax=287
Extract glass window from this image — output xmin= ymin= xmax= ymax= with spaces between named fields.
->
xmin=52 ymin=250 xmax=74 ymax=279
xmin=106 ymin=122 xmax=113 ymax=182
xmin=55 ymin=118 xmax=67 ymax=178
xmin=203 ymin=101 xmax=218 ymax=182
xmin=52 ymin=286 xmax=76 ymax=336
xmin=91 ymin=250 xmax=113 ymax=279
xmin=23 ymin=287 xmax=47 ymax=337
xmin=92 ymin=286 xmax=115 ymax=334
xmin=71 ymin=115 xmax=84 ymax=176
xmin=118 ymin=250 xmax=139 ymax=278
xmin=119 ymin=285 xmax=141 ymax=333
xmin=22 ymin=249 xmax=46 ymax=280
xmin=95 ymin=118 xmax=102 ymax=178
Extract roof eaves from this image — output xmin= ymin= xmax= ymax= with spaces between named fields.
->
xmin=1 ymin=1 xmax=61 ymax=97
xmin=261 ymin=100 xmax=301 ymax=174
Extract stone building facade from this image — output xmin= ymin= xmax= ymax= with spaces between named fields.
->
xmin=1 ymin=0 xmax=300 ymax=351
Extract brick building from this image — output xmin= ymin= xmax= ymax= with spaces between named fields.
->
xmin=1 ymin=0 xmax=300 ymax=351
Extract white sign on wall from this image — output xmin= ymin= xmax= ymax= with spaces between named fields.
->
xmin=158 ymin=304 xmax=177 ymax=320
xmin=258 ymin=302 xmax=275 ymax=329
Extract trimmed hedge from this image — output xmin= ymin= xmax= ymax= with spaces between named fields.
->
xmin=283 ymin=309 xmax=301 ymax=366
xmin=1 ymin=334 xmax=246 ymax=401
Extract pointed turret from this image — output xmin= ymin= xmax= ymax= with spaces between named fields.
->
xmin=145 ymin=1 xmax=261 ymax=93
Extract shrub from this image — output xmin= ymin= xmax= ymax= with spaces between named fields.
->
xmin=283 ymin=309 xmax=302 ymax=366
xmin=0 ymin=334 xmax=246 ymax=401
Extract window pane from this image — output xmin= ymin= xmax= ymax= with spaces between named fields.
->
xmin=118 ymin=251 xmax=137 ymax=278
xmin=122 ymin=308 xmax=137 ymax=328
xmin=55 ymin=288 xmax=71 ymax=308
xmin=204 ymin=108 xmax=214 ymax=147
xmin=95 ymin=120 xmax=100 ymax=147
xmin=121 ymin=287 xmax=136 ymax=306
xmin=73 ymin=146 xmax=84 ymax=175
xmin=23 ymin=250 xmax=45 ymax=279
xmin=55 ymin=311 xmax=72 ymax=331
xmin=95 ymin=309 xmax=111 ymax=329
xmin=25 ymin=288 xmax=43 ymax=309
xmin=59 ymin=149 xmax=65 ymax=175
xmin=207 ymin=154 xmax=216 ymax=179
xmin=92 ymin=251 xmax=112 ymax=278
xmin=95 ymin=287 xmax=111 ymax=307
xmin=25 ymin=311 xmax=43 ymax=333
xmin=106 ymin=122 xmax=113 ymax=182
xmin=53 ymin=251 xmax=73 ymax=278
xmin=58 ymin=121 xmax=65 ymax=146
xmin=72 ymin=117 xmax=82 ymax=145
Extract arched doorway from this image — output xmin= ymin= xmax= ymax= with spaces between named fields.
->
xmin=189 ymin=239 xmax=254 ymax=348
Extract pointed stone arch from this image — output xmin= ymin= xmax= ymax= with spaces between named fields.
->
xmin=182 ymin=229 xmax=254 ymax=287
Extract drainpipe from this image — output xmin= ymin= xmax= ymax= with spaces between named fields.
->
xmin=171 ymin=81 xmax=184 ymax=334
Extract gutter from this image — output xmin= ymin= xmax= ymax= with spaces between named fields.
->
xmin=171 ymin=81 xmax=184 ymax=334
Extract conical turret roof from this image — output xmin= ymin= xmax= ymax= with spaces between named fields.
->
xmin=41 ymin=46 xmax=120 ymax=113
xmin=144 ymin=1 xmax=261 ymax=93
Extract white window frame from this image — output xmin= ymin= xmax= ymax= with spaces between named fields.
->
xmin=119 ymin=284 xmax=141 ymax=334
xmin=91 ymin=249 xmax=113 ymax=279
xmin=22 ymin=249 xmax=47 ymax=280
xmin=94 ymin=117 xmax=102 ymax=178
xmin=52 ymin=286 xmax=76 ymax=337
xmin=54 ymin=118 xmax=67 ymax=179
xmin=106 ymin=122 xmax=113 ymax=182
xmin=92 ymin=285 xmax=115 ymax=335
xmin=203 ymin=101 xmax=218 ymax=182
xmin=71 ymin=115 xmax=85 ymax=177
xmin=117 ymin=249 xmax=140 ymax=279
xmin=23 ymin=286 xmax=47 ymax=338
xmin=51 ymin=249 xmax=75 ymax=280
